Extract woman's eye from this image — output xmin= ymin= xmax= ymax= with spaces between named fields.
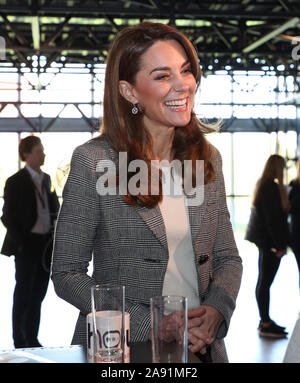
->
xmin=155 ymin=74 xmax=169 ymax=80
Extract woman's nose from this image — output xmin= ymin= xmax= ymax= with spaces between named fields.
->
xmin=173 ymin=74 xmax=189 ymax=92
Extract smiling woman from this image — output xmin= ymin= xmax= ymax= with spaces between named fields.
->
xmin=51 ymin=22 xmax=242 ymax=363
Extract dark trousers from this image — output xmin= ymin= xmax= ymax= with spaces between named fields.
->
xmin=255 ymin=247 xmax=281 ymax=323
xmin=12 ymin=233 xmax=52 ymax=348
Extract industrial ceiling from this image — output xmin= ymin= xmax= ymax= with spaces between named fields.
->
xmin=0 ymin=0 xmax=300 ymax=72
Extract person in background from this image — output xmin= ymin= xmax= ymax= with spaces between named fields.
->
xmin=289 ymin=159 xmax=300 ymax=287
xmin=1 ymin=136 xmax=59 ymax=348
xmin=51 ymin=22 xmax=242 ymax=363
xmin=245 ymin=154 xmax=290 ymax=338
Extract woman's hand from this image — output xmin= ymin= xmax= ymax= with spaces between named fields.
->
xmin=149 ymin=305 xmax=224 ymax=354
xmin=186 ymin=306 xmax=224 ymax=354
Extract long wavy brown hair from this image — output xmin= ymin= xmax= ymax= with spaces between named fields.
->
xmin=96 ymin=22 xmax=218 ymax=208
xmin=252 ymin=154 xmax=289 ymax=212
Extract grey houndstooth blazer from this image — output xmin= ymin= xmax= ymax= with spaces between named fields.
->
xmin=51 ymin=137 xmax=242 ymax=363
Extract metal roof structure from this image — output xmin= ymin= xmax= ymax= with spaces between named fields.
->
xmin=1 ymin=0 xmax=300 ymax=71
xmin=0 ymin=0 xmax=300 ymax=133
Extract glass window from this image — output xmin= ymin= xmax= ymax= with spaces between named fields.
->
xmin=20 ymin=132 xmax=93 ymax=196
xmin=198 ymin=74 xmax=232 ymax=104
xmin=0 ymin=104 xmax=18 ymax=117
xmin=1 ymin=67 xmax=297 ymax=120
xmin=0 ymin=72 xmax=19 ymax=103
xmin=231 ymin=196 xmax=252 ymax=237
xmin=40 ymin=132 xmax=93 ymax=196
xmin=233 ymin=133 xmax=271 ymax=196
xmin=232 ymin=73 xmax=277 ymax=104
xmin=93 ymin=72 xmax=105 ymax=104
xmin=0 ymin=133 xmax=19 ymax=197
xmin=206 ymin=132 xmax=232 ymax=195
xmin=274 ymin=131 xmax=297 ymax=184
xmin=41 ymin=73 xmax=92 ymax=103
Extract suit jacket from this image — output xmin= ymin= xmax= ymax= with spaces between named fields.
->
xmin=1 ymin=168 xmax=60 ymax=256
xmin=51 ymin=138 xmax=242 ymax=363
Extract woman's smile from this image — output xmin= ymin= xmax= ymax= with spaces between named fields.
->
xmin=164 ymin=97 xmax=189 ymax=111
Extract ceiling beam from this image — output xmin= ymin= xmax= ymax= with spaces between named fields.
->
xmin=211 ymin=21 xmax=232 ymax=49
xmin=277 ymin=0 xmax=291 ymax=12
xmin=0 ymin=4 xmax=298 ymax=20
xmin=243 ymin=16 xmax=300 ymax=53
xmin=0 ymin=13 xmax=29 ymax=46
xmin=41 ymin=16 xmax=72 ymax=48
xmin=31 ymin=15 xmax=40 ymax=50
xmin=0 ymin=26 xmax=32 ymax=67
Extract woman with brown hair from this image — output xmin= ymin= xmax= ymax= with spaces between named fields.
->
xmin=246 ymin=154 xmax=290 ymax=338
xmin=51 ymin=22 xmax=242 ymax=362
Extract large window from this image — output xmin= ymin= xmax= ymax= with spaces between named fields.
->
xmin=207 ymin=130 xmax=298 ymax=235
xmin=0 ymin=63 xmax=105 ymax=120
xmin=20 ymin=132 xmax=94 ymax=196
xmin=0 ymin=131 xmax=298 ymax=238
xmin=0 ymin=133 xmax=19 ymax=196
xmin=0 ymin=61 xmax=299 ymax=242
xmin=0 ymin=131 xmax=94 ymax=249
xmin=0 ymin=132 xmax=93 ymax=196
xmin=0 ymin=63 xmax=297 ymax=120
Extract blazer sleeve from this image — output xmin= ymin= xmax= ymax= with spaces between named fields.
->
xmin=51 ymin=144 xmax=100 ymax=316
xmin=202 ymin=149 xmax=243 ymax=339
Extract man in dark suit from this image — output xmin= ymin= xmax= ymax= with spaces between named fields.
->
xmin=1 ymin=136 xmax=59 ymax=348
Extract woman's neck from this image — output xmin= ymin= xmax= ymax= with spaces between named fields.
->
xmin=148 ymin=126 xmax=175 ymax=162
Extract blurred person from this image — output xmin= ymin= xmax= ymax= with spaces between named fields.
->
xmin=246 ymin=154 xmax=290 ymax=338
xmin=1 ymin=136 xmax=59 ymax=348
xmin=51 ymin=22 xmax=242 ymax=363
xmin=289 ymin=159 xmax=300 ymax=286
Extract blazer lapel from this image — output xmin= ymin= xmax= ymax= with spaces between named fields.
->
xmin=109 ymin=147 xmax=168 ymax=250
xmin=137 ymin=204 xmax=168 ymax=249
xmin=187 ymin=203 xmax=205 ymax=246
xmin=137 ymin=182 xmax=215 ymax=251
xmin=186 ymin=185 xmax=208 ymax=245
xmin=187 ymin=181 xmax=217 ymax=251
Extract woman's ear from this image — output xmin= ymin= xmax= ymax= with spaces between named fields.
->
xmin=119 ymin=80 xmax=138 ymax=104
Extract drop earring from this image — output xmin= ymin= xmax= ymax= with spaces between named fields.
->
xmin=131 ymin=104 xmax=139 ymax=115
